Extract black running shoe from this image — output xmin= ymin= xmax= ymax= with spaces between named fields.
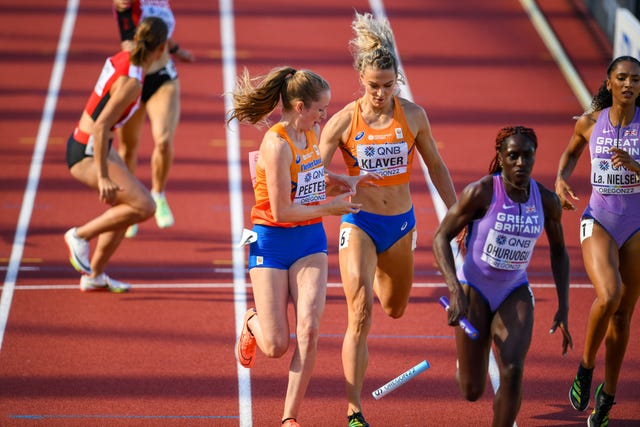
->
xmin=347 ymin=412 xmax=369 ymax=427
xmin=569 ymin=364 xmax=593 ymax=411
xmin=587 ymin=383 xmax=615 ymax=427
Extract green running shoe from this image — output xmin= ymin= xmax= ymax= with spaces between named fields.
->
xmin=347 ymin=412 xmax=369 ymax=427
xmin=153 ymin=193 xmax=175 ymax=228
xmin=587 ymin=383 xmax=615 ymax=427
xmin=569 ymin=363 xmax=593 ymax=411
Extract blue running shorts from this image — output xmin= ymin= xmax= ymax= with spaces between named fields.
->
xmin=248 ymin=222 xmax=327 ymax=270
xmin=341 ymin=206 xmax=416 ymax=253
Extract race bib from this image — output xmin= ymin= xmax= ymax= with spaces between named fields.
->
xmin=480 ymin=228 xmax=536 ymax=271
xmin=293 ymin=167 xmax=326 ymax=205
xmin=591 ymin=157 xmax=640 ymax=194
xmin=356 ymin=142 xmax=408 ymax=177
xmin=580 ymin=218 xmax=594 ymax=243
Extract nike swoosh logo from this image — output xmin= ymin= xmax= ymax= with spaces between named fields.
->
xmin=502 ymin=204 xmax=515 ymax=209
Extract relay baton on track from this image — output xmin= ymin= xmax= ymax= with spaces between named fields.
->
xmin=372 ymin=360 xmax=430 ymax=400
xmin=439 ymin=296 xmax=479 ymax=340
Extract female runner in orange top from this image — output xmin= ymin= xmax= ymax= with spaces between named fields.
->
xmin=229 ymin=66 xmax=375 ymax=427
xmin=319 ymin=12 xmax=457 ymax=426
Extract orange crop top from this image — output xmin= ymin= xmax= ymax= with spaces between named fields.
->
xmin=339 ymin=96 xmax=416 ymax=186
xmin=251 ymin=123 xmax=326 ymax=227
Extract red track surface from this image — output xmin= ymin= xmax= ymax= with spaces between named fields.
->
xmin=1 ymin=0 xmax=638 ymax=426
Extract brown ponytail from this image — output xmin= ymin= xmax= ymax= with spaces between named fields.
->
xmin=130 ymin=17 xmax=168 ymax=66
xmin=227 ymin=66 xmax=329 ymax=127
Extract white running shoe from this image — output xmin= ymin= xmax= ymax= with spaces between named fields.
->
xmin=125 ymin=224 xmax=138 ymax=238
xmin=64 ymin=227 xmax=91 ymax=275
xmin=152 ymin=193 xmax=175 ymax=228
xmin=80 ymin=273 xmax=131 ymax=293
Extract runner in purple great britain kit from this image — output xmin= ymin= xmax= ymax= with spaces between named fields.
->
xmin=557 ymin=55 xmax=640 ymax=427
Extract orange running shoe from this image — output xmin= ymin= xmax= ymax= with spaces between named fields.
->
xmin=282 ymin=419 xmax=301 ymax=427
xmin=237 ymin=308 xmax=257 ymax=368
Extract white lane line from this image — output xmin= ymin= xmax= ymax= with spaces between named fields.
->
xmin=1 ymin=282 xmax=593 ymax=291
xmin=218 ymin=0 xmax=253 ymax=425
xmin=0 ymin=0 xmax=79 ymax=353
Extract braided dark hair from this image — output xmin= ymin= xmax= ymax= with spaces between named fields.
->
xmin=589 ymin=55 xmax=640 ymax=113
xmin=488 ymin=126 xmax=538 ymax=174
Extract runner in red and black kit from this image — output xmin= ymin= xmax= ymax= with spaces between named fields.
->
xmin=112 ymin=0 xmax=195 ymax=236
xmin=63 ymin=17 xmax=167 ymax=292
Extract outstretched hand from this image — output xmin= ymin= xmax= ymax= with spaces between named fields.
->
xmin=324 ymin=173 xmax=351 ymax=195
xmin=351 ymin=172 xmax=382 ymax=190
xmin=342 ymin=172 xmax=382 ymax=194
xmin=554 ymin=178 xmax=578 ymax=211
xmin=549 ymin=311 xmax=573 ymax=356
xmin=325 ymin=171 xmax=381 ymax=196
xmin=328 ymin=191 xmax=362 ymax=216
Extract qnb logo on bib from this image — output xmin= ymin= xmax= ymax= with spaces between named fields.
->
xmin=356 ymin=142 xmax=408 ymax=177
